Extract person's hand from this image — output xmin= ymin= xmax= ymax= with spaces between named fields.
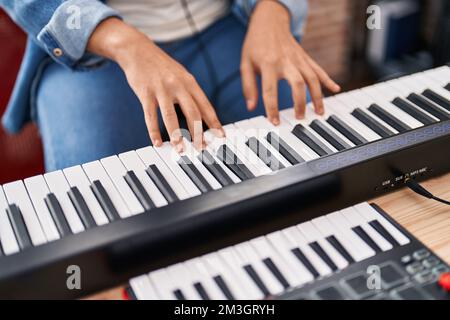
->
xmin=88 ymin=18 xmax=224 ymax=151
xmin=241 ymin=0 xmax=341 ymax=124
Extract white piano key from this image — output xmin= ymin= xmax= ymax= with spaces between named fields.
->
xmin=181 ymin=139 xmax=222 ymax=190
xmin=204 ymin=129 xmax=263 ymax=178
xmin=130 ymin=275 xmax=160 ymax=300
xmin=340 ymin=206 xmax=393 ymax=252
xmin=280 ymin=108 xmax=339 ymax=153
xmin=414 ymin=73 xmax=450 ymax=101
xmin=82 ymin=160 xmax=131 ymax=218
xmin=223 ymin=124 xmax=272 ymax=176
xmin=250 ymin=236 xmax=304 ymax=288
xmin=325 ymin=97 xmax=382 ymax=142
xmin=148 ymin=268 xmax=179 ymax=300
xmin=266 ymin=231 xmax=314 ymax=284
xmin=167 ymin=263 xmax=202 ymax=300
xmin=184 ymin=258 xmax=227 ymax=300
xmin=297 ymin=221 xmax=348 ymax=269
xmin=136 ymin=146 xmax=190 ymax=200
xmin=249 ymin=116 xmax=319 ymax=161
xmin=202 ymin=143 xmax=241 ymax=184
xmin=326 ymin=212 xmax=376 ymax=261
xmin=312 ymin=215 xmax=362 ymax=262
xmin=44 ymin=171 xmax=85 ymax=234
xmin=218 ymin=247 xmax=264 ymax=300
xmin=354 ymin=202 xmax=410 ymax=246
xmin=234 ymin=119 xmax=292 ymax=168
xmin=385 ymin=79 xmax=440 ymax=121
xmin=0 ymin=186 xmax=20 ymax=255
xmin=118 ymin=151 xmax=168 ymax=207
xmin=361 ymin=86 xmax=423 ymax=129
xmin=24 ymin=175 xmax=60 ymax=241
xmin=63 ymin=165 xmax=109 ymax=226
xmin=100 ymin=155 xmax=144 ymax=215
xmin=339 ymin=92 xmax=399 ymax=134
xmin=234 ymin=242 xmax=285 ymax=296
xmin=202 ymin=252 xmax=248 ymax=299
xmin=281 ymin=226 xmax=332 ymax=276
xmin=423 ymin=65 xmax=450 ymax=86
xmin=153 ymin=142 xmax=202 ymax=197
xmin=2 ymin=181 xmax=47 ymax=246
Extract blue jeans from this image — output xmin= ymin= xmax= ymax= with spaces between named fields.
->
xmin=36 ymin=13 xmax=294 ymax=171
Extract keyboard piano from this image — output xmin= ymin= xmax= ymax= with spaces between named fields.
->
xmin=126 ymin=202 xmax=449 ymax=300
xmin=0 ymin=66 xmax=449 ymax=299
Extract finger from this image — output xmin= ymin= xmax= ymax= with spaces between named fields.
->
xmin=157 ymin=90 xmax=183 ymax=152
xmin=189 ymin=80 xmax=225 ymax=138
xmin=284 ymin=68 xmax=307 ymax=119
xmin=240 ymin=60 xmax=259 ymax=111
xmin=143 ymin=97 xmax=162 ymax=146
xmin=177 ymin=91 xmax=204 ymax=150
xmin=261 ymin=67 xmax=279 ymax=125
xmin=298 ymin=61 xmax=324 ymax=115
xmin=306 ymin=55 xmax=341 ymax=93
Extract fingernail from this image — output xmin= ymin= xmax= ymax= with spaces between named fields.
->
xmin=246 ymin=99 xmax=255 ymax=110
xmin=175 ymin=142 xmax=184 ymax=153
xmin=295 ymin=113 xmax=305 ymax=120
xmin=317 ymin=108 xmax=324 ymax=115
xmin=272 ymin=117 xmax=280 ymax=126
xmin=153 ymin=139 xmax=161 ymax=147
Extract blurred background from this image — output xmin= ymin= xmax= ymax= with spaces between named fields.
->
xmin=1 ymin=0 xmax=449 ymax=184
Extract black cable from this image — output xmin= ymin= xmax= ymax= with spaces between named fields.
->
xmin=405 ymin=178 xmax=450 ymax=206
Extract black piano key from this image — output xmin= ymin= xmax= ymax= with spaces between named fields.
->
xmin=216 ymin=145 xmax=254 ymax=181
xmin=90 ymin=180 xmax=121 ymax=222
xmin=173 ymin=289 xmax=186 ymax=300
xmin=263 ymin=257 xmax=290 ymax=289
xmin=198 ymin=150 xmax=234 ymax=187
xmin=146 ymin=164 xmax=179 ymax=204
xmin=213 ymin=275 xmax=234 ymax=300
xmin=124 ymin=171 xmax=155 ymax=211
xmin=6 ymin=204 xmax=32 ymax=250
xmin=368 ymin=104 xmax=411 ymax=133
xmin=445 ymin=83 xmax=450 ymax=91
xmin=266 ymin=132 xmax=304 ymax=165
xmin=291 ymin=247 xmax=320 ymax=279
xmin=67 ymin=187 xmax=96 ymax=229
xmin=351 ymin=108 xmax=394 ymax=138
xmin=326 ymin=115 xmax=368 ymax=145
xmin=326 ymin=235 xmax=355 ymax=264
xmin=310 ymin=119 xmax=351 ymax=151
xmin=244 ymin=265 xmax=271 ymax=297
xmin=178 ymin=156 xmax=213 ymax=193
xmin=44 ymin=193 xmax=72 ymax=237
xmin=246 ymin=137 xmax=285 ymax=171
xmin=309 ymin=241 xmax=338 ymax=272
xmin=407 ymin=93 xmax=449 ymax=121
xmin=369 ymin=220 xmax=400 ymax=247
xmin=194 ymin=282 xmax=210 ymax=300
xmin=422 ymin=89 xmax=450 ymax=112
xmin=392 ymin=97 xmax=436 ymax=125
xmin=292 ymin=124 xmax=334 ymax=156
xmin=352 ymin=226 xmax=382 ymax=253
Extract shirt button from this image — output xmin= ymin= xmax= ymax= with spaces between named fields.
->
xmin=53 ymin=48 xmax=63 ymax=57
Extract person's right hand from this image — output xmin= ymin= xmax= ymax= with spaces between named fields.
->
xmin=88 ymin=18 xmax=224 ymax=151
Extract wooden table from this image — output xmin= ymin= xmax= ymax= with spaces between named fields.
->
xmin=87 ymin=173 xmax=450 ymax=300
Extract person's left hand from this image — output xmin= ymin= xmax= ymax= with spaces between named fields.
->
xmin=241 ymin=0 xmax=341 ymax=125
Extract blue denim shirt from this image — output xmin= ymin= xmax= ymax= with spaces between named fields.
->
xmin=0 ymin=0 xmax=308 ymax=134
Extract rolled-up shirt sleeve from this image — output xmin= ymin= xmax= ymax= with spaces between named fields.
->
xmin=1 ymin=0 xmax=121 ymax=68
xmin=233 ymin=0 xmax=308 ymax=39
